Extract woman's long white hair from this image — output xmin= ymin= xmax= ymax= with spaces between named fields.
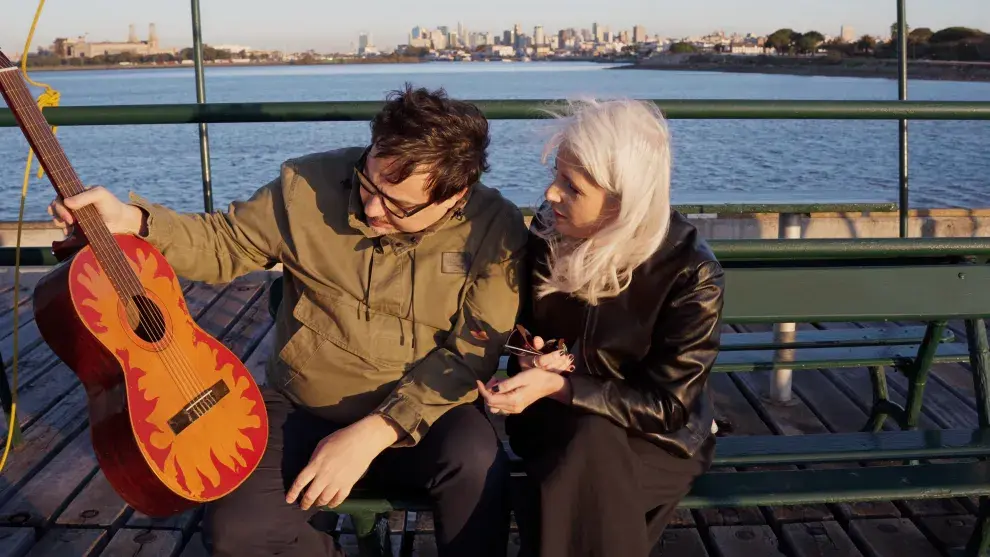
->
xmin=533 ymin=98 xmax=673 ymax=305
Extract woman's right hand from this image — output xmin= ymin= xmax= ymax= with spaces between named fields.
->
xmin=48 ymin=186 xmax=146 ymax=236
xmin=518 ymin=335 xmax=574 ymax=374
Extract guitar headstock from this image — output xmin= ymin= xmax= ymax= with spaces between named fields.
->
xmin=0 ymin=49 xmax=13 ymax=69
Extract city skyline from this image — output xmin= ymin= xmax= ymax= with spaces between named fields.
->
xmin=2 ymin=0 xmax=988 ymax=54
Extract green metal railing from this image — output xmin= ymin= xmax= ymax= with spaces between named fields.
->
xmin=1 ymin=1 xmax=987 ymax=236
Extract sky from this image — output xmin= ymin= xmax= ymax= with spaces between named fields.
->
xmin=2 ymin=0 xmax=988 ymax=55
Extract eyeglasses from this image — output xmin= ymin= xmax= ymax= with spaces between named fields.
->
xmin=353 ymin=165 xmax=434 ymax=220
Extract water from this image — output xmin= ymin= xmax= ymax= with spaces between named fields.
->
xmin=1 ymin=61 xmax=989 ymax=220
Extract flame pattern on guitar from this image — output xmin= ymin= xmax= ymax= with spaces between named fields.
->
xmin=68 ymin=235 xmax=267 ymax=500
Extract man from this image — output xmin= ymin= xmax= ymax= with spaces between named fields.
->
xmin=49 ymin=84 xmax=528 ymax=556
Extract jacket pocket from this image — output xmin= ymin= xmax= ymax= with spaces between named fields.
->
xmin=289 ymin=287 xmax=433 ymax=372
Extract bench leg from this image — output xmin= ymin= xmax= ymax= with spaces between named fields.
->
xmin=903 ymin=321 xmax=947 ymax=430
xmin=862 ymin=365 xmax=908 ymax=432
xmin=966 ymin=496 xmax=990 ymax=556
xmin=352 ymin=511 xmax=392 ymax=557
xmin=0 ymin=356 xmax=21 ymax=449
xmin=965 ymin=319 xmax=990 ymax=429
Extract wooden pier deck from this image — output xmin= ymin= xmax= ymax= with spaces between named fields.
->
xmin=0 ymin=269 xmax=985 ymax=557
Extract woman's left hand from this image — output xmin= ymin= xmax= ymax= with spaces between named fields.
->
xmin=477 ymin=367 xmax=572 ymax=415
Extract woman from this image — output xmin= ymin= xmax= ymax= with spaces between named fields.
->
xmin=477 ymin=98 xmax=724 ymax=556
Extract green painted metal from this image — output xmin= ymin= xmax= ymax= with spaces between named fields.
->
xmin=712 ymin=341 xmax=970 ymax=372
xmin=713 ymin=428 xmax=990 ymax=466
xmin=864 ymin=366 xmax=895 ymax=432
xmin=328 ymin=454 xmax=990 ymax=514
xmin=721 ymin=264 xmax=990 ymax=323
xmin=903 ymin=320 xmax=947 ymax=430
xmin=5 ymin=237 xmax=990 ymax=268
xmin=897 ymin=0 xmax=910 ymax=237
xmin=966 ymin=319 xmax=990 ymax=429
xmin=718 ymin=325 xmax=953 ymax=351
xmin=190 ymin=0 xmax=214 ymax=213
xmin=710 ymin=238 xmax=990 ymax=261
xmin=681 ymin=460 xmax=990 ymax=508
xmin=672 ymin=201 xmax=897 ymax=215
xmin=2 ymin=100 xmax=990 ymax=128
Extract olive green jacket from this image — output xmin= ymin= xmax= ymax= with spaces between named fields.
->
xmin=130 ymin=146 xmax=528 ymax=446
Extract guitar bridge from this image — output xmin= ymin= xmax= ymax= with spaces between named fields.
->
xmin=167 ymin=379 xmax=230 ymax=435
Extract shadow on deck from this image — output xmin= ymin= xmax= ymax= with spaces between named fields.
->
xmin=0 ymin=269 xmax=984 ymax=557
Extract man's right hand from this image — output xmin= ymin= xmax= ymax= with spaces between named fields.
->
xmin=48 ymin=186 xmax=147 ymax=237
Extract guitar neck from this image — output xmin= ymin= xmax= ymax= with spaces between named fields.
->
xmin=0 ymin=52 xmax=142 ymax=297
xmin=0 ymin=68 xmax=87 ymax=200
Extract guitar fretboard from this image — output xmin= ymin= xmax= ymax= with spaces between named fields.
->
xmin=0 ymin=55 xmax=144 ymax=298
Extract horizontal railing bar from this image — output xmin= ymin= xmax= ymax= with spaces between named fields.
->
xmin=2 ymin=100 xmax=990 ymax=127
xmin=4 ymin=238 xmax=990 ymax=267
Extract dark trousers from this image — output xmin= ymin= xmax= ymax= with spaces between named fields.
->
xmin=507 ymin=400 xmax=715 ymax=557
xmin=202 ymin=386 xmax=511 ymax=556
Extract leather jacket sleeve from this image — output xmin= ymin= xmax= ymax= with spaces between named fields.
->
xmin=567 ymin=260 xmax=725 ymax=435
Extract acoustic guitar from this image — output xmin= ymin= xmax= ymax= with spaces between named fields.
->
xmin=0 ymin=50 xmax=268 ymax=516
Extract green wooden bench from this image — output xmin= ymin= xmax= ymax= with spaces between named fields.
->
xmin=262 ymin=238 xmax=990 ymax=556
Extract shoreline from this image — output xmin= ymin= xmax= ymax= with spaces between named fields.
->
xmin=619 ymin=55 xmax=990 ymax=83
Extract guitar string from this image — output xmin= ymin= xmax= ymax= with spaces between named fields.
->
xmin=1 ymin=64 xmax=215 ymax=419
xmin=0 ymin=70 xmax=212 ymax=410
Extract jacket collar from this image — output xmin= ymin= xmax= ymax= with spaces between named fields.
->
xmin=345 ymin=147 xmax=472 ymax=256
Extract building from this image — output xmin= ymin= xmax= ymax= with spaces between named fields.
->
xmin=841 ymin=25 xmax=856 ymax=43
xmin=358 ymin=33 xmax=378 ymax=56
xmin=53 ymin=23 xmax=174 ymax=58
xmin=534 ymin=26 xmax=545 ymax=46
xmin=633 ymin=25 xmax=646 ymax=43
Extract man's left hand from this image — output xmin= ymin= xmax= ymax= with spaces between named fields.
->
xmin=477 ymin=367 xmax=572 ymax=415
xmin=286 ymin=414 xmax=401 ymax=510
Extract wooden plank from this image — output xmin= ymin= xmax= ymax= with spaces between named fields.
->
xmin=243 ymin=325 xmax=274 ymax=386
xmin=177 ymin=533 xmax=209 ymax=557
xmin=99 ymin=529 xmax=182 ymax=557
xmin=24 ymin=528 xmax=107 ymax=557
xmin=780 ymin=522 xmax=863 ymax=557
xmin=0 ymin=386 xmax=89 ymax=507
xmin=0 ymin=527 xmax=34 ymax=557
xmin=847 ymin=518 xmax=943 ymax=557
xmin=708 ymin=525 xmax=786 ymax=557
xmin=56 ymin=472 xmax=129 ymax=528
xmin=0 ymin=362 xmax=79 ymax=436
xmin=650 ymin=528 xmax=709 ymax=557
xmin=916 ymin=515 xmax=978 ymax=555
xmin=0 ymin=428 xmax=97 ymax=527
xmin=125 ymin=506 xmax=201 ymax=532
xmin=727 ymin=324 xmax=834 ymax=525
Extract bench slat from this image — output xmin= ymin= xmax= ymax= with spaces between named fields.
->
xmin=713 ymin=429 xmax=990 ymax=466
xmin=719 ymin=326 xmax=954 ymax=351
xmin=712 ymin=341 xmax=971 ymax=372
xmin=722 ymin=264 xmax=990 ymax=323
xmin=682 ymin=460 xmax=990 ymax=508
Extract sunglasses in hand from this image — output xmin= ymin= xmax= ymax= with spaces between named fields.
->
xmin=502 ymin=324 xmax=568 ymax=357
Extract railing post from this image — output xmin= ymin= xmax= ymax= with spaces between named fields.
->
xmin=897 ymin=0 xmax=909 ymax=238
xmin=190 ymin=0 xmax=214 ymax=213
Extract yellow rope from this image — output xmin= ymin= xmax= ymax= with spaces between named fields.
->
xmin=1 ymin=0 xmax=58 ymax=475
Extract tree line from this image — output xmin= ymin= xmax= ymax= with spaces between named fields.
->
xmin=668 ymin=25 xmax=988 ymax=62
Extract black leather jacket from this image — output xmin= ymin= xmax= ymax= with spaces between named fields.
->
xmin=507 ymin=210 xmax=725 ymax=459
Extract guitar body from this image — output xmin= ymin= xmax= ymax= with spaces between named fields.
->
xmin=33 ymin=234 xmax=268 ymax=516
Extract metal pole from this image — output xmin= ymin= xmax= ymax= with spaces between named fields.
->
xmin=770 ymin=212 xmax=801 ymax=404
xmin=897 ymin=0 xmax=909 ymax=237
xmin=191 ymin=0 xmax=214 ymax=213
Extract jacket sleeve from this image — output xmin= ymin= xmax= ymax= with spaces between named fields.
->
xmin=127 ymin=175 xmax=287 ymax=284
xmin=568 ymin=260 xmax=725 ymax=435
xmin=373 ymin=209 xmax=528 ymax=447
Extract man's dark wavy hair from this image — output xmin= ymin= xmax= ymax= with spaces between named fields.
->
xmin=370 ymin=83 xmax=491 ymax=203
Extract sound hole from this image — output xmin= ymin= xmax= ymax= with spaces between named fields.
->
xmin=125 ymin=294 xmax=167 ymax=343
